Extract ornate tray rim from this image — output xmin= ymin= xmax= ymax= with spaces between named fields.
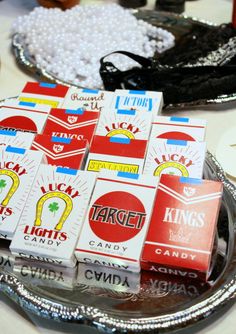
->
xmin=0 ymin=151 xmax=235 ymax=333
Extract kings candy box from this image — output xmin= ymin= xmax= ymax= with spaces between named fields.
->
xmin=10 ymin=165 xmax=96 ymax=267
xmin=75 ymin=170 xmax=158 ymax=272
xmin=143 ymin=138 xmax=206 ymax=178
xmin=0 ymin=146 xmax=43 ymax=240
xmin=0 ymin=129 xmax=34 ymax=149
xmin=141 ymin=174 xmax=223 ymax=280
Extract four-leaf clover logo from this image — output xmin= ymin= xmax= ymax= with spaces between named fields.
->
xmin=0 ymin=179 xmax=7 ymax=193
xmin=48 ymin=202 xmax=59 ymax=217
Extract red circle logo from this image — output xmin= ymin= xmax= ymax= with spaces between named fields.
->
xmin=89 ymin=191 xmax=146 ymax=242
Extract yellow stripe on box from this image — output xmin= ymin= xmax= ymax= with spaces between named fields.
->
xmin=87 ymin=159 xmax=139 ymax=173
xmin=19 ymin=97 xmax=59 ymax=108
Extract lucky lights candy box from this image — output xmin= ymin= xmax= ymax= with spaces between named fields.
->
xmin=0 ymin=129 xmax=35 ymax=149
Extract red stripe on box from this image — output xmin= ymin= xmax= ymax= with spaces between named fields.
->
xmin=97 ymin=177 xmax=157 ymax=189
xmin=76 ymin=248 xmax=138 ymax=262
xmin=152 ymin=122 xmax=205 ymax=128
xmin=22 ymin=82 xmax=69 ymax=98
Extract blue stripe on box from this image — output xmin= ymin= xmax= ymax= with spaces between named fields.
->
xmin=117 ymin=172 xmax=139 ymax=179
xmin=0 ymin=130 xmax=16 ymax=137
xmin=19 ymin=101 xmax=36 ymax=107
xmin=167 ymin=139 xmax=187 ymax=146
xmin=6 ymin=146 xmax=26 ymax=154
xmin=56 ymin=167 xmax=78 ymax=175
xmin=115 ymin=96 xmax=120 ymax=109
xmin=39 ymin=82 xmax=57 ymax=88
xmin=51 ymin=137 xmax=71 ymax=144
xmin=65 ymin=108 xmax=84 ymax=115
xmin=180 ymin=177 xmax=203 ymax=184
xmin=82 ymin=89 xmax=99 ymax=94
xmin=117 ymin=109 xmax=136 ymax=115
xmin=109 ymin=137 xmax=130 ymax=144
xmin=170 ymin=117 xmax=189 ymax=123
xmin=128 ymin=90 xmax=146 ymax=95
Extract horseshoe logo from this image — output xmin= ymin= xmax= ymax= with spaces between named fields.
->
xmin=0 ymin=170 xmax=20 ymax=206
xmin=34 ymin=191 xmax=73 ymax=231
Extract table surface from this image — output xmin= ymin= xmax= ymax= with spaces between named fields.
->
xmin=0 ymin=0 xmax=236 ymax=333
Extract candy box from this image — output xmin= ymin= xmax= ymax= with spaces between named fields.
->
xmin=10 ymin=165 xmax=97 ymax=267
xmin=141 ymin=174 xmax=223 ymax=280
xmin=62 ymin=88 xmax=114 ymax=113
xmin=143 ymin=138 xmax=206 ymax=179
xmin=95 ymin=108 xmax=152 ymax=140
xmin=85 ymin=135 xmax=147 ymax=174
xmin=19 ymin=82 xmax=69 ymax=108
xmin=0 ymin=146 xmax=43 ymax=240
xmin=0 ymin=129 xmax=34 ymax=149
xmin=0 ymin=241 xmax=15 ymax=274
xmin=75 ymin=170 xmax=158 ymax=272
xmin=43 ymin=107 xmax=99 ymax=145
xmin=111 ymin=89 xmax=163 ymax=115
xmin=31 ymin=134 xmax=88 ymax=169
xmin=150 ymin=116 xmax=207 ymax=141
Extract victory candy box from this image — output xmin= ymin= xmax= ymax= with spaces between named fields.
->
xmin=75 ymin=170 xmax=158 ymax=272
xmin=62 ymin=88 xmax=114 ymax=113
xmin=10 ymin=165 xmax=96 ymax=267
xmin=0 ymin=129 xmax=35 ymax=149
xmin=19 ymin=82 xmax=69 ymax=108
xmin=85 ymin=135 xmax=147 ymax=174
xmin=31 ymin=134 xmax=88 ymax=169
xmin=0 ymin=146 xmax=43 ymax=240
xmin=151 ymin=116 xmax=207 ymax=141
xmin=143 ymin=138 xmax=206 ymax=178
xmin=43 ymin=107 xmax=99 ymax=145
xmin=141 ymin=174 xmax=223 ymax=280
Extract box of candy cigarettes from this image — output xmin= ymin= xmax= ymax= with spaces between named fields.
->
xmin=43 ymin=108 xmax=99 ymax=145
xmin=0 ymin=146 xmax=44 ymax=240
xmin=19 ymin=82 xmax=69 ymax=108
xmin=31 ymin=134 xmax=88 ymax=170
xmin=0 ymin=129 xmax=35 ymax=149
xmin=75 ymin=170 xmax=158 ymax=272
xmin=77 ymin=262 xmax=140 ymax=293
xmin=143 ymin=138 xmax=206 ymax=179
xmin=0 ymin=242 xmax=15 ymax=274
xmin=141 ymin=174 xmax=223 ymax=280
xmin=13 ymin=257 xmax=77 ymax=290
xmin=62 ymin=88 xmax=114 ymax=113
xmin=10 ymin=165 xmax=96 ymax=267
xmin=95 ymin=108 xmax=152 ymax=140
xmin=111 ymin=89 xmax=163 ymax=115
xmin=0 ymin=100 xmax=50 ymax=133
xmin=85 ymin=135 xmax=147 ymax=174
xmin=151 ymin=116 xmax=207 ymax=141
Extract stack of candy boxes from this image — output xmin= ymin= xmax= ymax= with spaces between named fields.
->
xmin=0 ymin=82 xmax=223 ymax=283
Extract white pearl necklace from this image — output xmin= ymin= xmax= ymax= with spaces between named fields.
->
xmin=12 ymin=4 xmax=175 ymax=88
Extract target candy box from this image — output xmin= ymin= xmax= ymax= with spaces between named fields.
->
xmin=0 ymin=129 xmax=34 ymax=149
xmin=10 ymin=165 xmax=96 ymax=267
xmin=141 ymin=174 xmax=223 ymax=280
xmin=75 ymin=170 xmax=158 ymax=272
xmin=0 ymin=146 xmax=43 ymax=240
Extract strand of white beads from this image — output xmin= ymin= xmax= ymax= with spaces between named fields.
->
xmin=12 ymin=4 xmax=175 ymax=88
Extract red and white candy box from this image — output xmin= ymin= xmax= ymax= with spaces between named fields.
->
xmin=31 ymin=134 xmax=88 ymax=169
xmin=141 ymin=174 xmax=223 ymax=280
xmin=62 ymin=88 xmax=114 ymax=113
xmin=143 ymin=138 xmax=206 ymax=179
xmin=43 ymin=108 xmax=99 ymax=145
xmin=75 ymin=170 xmax=158 ymax=272
xmin=151 ymin=116 xmax=207 ymax=141
xmin=85 ymin=135 xmax=147 ymax=174
xmin=0 ymin=129 xmax=34 ymax=149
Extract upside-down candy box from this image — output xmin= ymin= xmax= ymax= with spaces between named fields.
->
xmin=31 ymin=134 xmax=88 ymax=169
xmin=75 ymin=170 xmax=158 ymax=272
xmin=10 ymin=165 xmax=96 ymax=267
xmin=0 ymin=242 xmax=15 ymax=274
xmin=141 ymin=174 xmax=223 ymax=280
xmin=150 ymin=116 xmax=207 ymax=141
xmin=85 ymin=135 xmax=147 ymax=174
xmin=0 ymin=100 xmax=50 ymax=133
xmin=19 ymin=82 xmax=69 ymax=108
xmin=62 ymin=88 xmax=114 ymax=113
xmin=111 ymin=90 xmax=163 ymax=115
xmin=43 ymin=108 xmax=99 ymax=145
xmin=143 ymin=138 xmax=206 ymax=179
xmin=0 ymin=146 xmax=43 ymax=240
xmin=0 ymin=129 xmax=35 ymax=149
xmin=95 ymin=108 xmax=152 ymax=140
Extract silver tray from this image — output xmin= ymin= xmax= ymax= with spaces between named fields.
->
xmin=0 ymin=151 xmax=236 ymax=333
xmin=11 ymin=10 xmax=236 ymax=108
